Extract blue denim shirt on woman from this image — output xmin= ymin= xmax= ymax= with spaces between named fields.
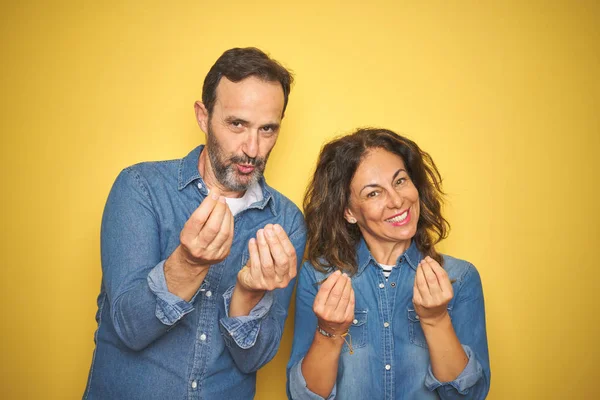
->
xmin=287 ymin=240 xmax=490 ymax=399
xmin=84 ymin=145 xmax=306 ymax=400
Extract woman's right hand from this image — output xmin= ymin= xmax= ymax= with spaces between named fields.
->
xmin=312 ymin=270 xmax=355 ymax=336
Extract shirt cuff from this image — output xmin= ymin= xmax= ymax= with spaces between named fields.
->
xmin=424 ymin=345 xmax=484 ymax=395
xmin=289 ymin=358 xmax=336 ymax=400
xmin=147 ymin=260 xmax=196 ymax=325
xmin=219 ymin=285 xmax=274 ymax=349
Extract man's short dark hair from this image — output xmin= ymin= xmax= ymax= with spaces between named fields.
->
xmin=202 ymin=47 xmax=293 ymax=117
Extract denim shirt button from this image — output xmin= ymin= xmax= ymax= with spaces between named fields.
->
xmin=191 ymin=380 xmax=197 ymax=389
xmin=200 ymin=333 xmax=207 ymax=341
xmin=205 ymin=291 xmax=212 ymax=298
xmin=385 ymin=364 xmax=391 ymax=371
xmin=353 ymin=319 xmax=358 ymax=325
xmin=378 ymin=283 xmax=384 ymax=289
xmin=197 ymin=182 xmax=203 ymax=189
xmin=383 ymin=322 xmax=390 ymax=328
xmin=390 ymin=282 xmax=396 ymax=287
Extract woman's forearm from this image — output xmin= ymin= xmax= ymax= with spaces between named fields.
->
xmin=301 ymin=330 xmax=345 ymax=398
xmin=422 ymin=313 xmax=468 ymax=382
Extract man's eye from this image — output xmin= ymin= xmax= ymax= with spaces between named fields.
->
xmin=231 ymin=121 xmax=243 ymax=127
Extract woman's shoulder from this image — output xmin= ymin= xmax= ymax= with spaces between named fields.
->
xmin=441 ymin=254 xmax=484 ymax=296
xmin=300 ymin=259 xmax=332 ymax=281
xmin=441 ymin=254 xmax=480 ymax=282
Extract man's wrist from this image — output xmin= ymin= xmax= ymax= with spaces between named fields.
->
xmin=167 ymin=246 xmax=210 ymax=277
xmin=233 ymin=281 xmax=266 ymax=302
xmin=228 ymin=282 xmax=266 ymax=317
xmin=164 ymin=246 xmax=210 ymax=301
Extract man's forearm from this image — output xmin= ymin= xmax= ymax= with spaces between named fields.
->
xmin=164 ymin=245 xmax=210 ymax=301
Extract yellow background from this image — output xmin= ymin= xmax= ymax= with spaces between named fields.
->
xmin=1 ymin=1 xmax=598 ymax=399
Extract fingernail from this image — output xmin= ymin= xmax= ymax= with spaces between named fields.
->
xmin=210 ymin=191 xmax=219 ymax=200
xmin=265 ymin=228 xmax=274 ymax=237
xmin=342 ymin=272 xmax=348 ymax=277
xmin=334 ymin=270 xmax=341 ymax=276
xmin=219 ymin=196 xmax=226 ymax=203
xmin=273 ymin=224 xmax=282 ymax=233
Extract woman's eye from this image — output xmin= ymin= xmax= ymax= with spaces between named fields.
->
xmin=396 ymin=177 xmax=406 ymax=185
xmin=367 ymin=191 xmax=379 ymax=198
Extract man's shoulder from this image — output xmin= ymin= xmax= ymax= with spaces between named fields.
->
xmin=261 ymin=183 xmax=306 ymax=237
xmin=124 ymin=158 xmax=181 ymax=178
xmin=115 ymin=158 xmax=181 ymax=188
xmin=263 ymin=183 xmax=302 ymax=216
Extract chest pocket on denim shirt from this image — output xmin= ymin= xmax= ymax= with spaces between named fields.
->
xmin=407 ymin=306 xmax=453 ymax=348
xmin=343 ymin=310 xmax=368 ymax=354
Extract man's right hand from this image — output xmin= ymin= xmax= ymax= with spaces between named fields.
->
xmin=165 ymin=190 xmax=233 ymax=300
xmin=179 ymin=190 xmax=234 ymax=267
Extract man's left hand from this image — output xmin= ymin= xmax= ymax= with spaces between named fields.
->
xmin=237 ymin=223 xmax=297 ymax=293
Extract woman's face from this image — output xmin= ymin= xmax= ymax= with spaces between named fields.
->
xmin=345 ymin=147 xmax=420 ymax=250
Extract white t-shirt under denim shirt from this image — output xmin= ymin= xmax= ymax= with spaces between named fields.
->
xmin=215 ymin=181 xmax=263 ymax=216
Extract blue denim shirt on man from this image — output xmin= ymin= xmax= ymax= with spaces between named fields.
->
xmin=287 ymin=239 xmax=490 ymax=399
xmin=84 ymin=145 xmax=306 ymax=399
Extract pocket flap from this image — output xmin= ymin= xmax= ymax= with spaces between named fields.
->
xmin=351 ymin=310 xmax=368 ymax=327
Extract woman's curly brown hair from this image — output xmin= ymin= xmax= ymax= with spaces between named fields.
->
xmin=303 ymin=128 xmax=450 ymax=274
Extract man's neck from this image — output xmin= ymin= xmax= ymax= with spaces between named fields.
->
xmin=197 ymin=148 xmax=245 ymax=198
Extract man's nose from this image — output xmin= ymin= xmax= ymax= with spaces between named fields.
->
xmin=243 ymin=132 xmax=259 ymax=159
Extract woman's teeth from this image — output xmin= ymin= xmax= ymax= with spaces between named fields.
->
xmin=386 ymin=211 xmax=408 ymax=223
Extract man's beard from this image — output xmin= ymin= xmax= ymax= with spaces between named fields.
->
xmin=206 ymin=125 xmax=269 ymax=192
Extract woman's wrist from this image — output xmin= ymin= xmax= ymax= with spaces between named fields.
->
xmin=420 ymin=311 xmax=452 ymax=330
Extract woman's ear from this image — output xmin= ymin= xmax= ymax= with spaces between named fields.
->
xmin=344 ymin=208 xmax=357 ymax=224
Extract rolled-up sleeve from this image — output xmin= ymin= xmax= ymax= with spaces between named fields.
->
xmin=424 ymin=345 xmax=484 ymax=395
xmin=147 ymin=260 xmax=198 ymax=325
xmin=289 ymin=357 xmax=337 ymax=400
xmin=219 ymin=286 xmax=274 ymax=349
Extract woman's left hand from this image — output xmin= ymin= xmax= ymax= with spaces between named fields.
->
xmin=413 ymin=256 xmax=454 ymax=326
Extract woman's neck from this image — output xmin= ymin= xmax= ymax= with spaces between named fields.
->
xmin=364 ymin=237 xmax=412 ymax=265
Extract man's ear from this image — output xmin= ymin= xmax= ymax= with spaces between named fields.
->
xmin=344 ymin=208 xmax=357 ymax=224
xmin=194 ymin=101 xmax=209 ymax=133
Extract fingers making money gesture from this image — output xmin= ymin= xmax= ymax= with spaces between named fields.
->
xmin=179 ymin=190 xmax=234 ymax=267
xmin=312 ymin=271 xmax=355 ymax=336
xmin=412 ymin=256 xmax=453 ymax=326
xmin=237 ymin=224 xmax=297 ymax=292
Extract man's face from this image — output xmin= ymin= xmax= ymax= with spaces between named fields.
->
xmin=198 ymin=76 xmax=285 ymax=192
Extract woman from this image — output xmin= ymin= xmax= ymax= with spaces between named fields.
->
xmin=287 ymin=128 xmax=490 ymax=399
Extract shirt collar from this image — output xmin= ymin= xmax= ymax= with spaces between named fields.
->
xmin=177 ymin=145 xmax=276 ymax=214
xmin=178 ymin=145 xmax=203 ymax=190
xmin=355 ymin=237 xmax=423 ymax=276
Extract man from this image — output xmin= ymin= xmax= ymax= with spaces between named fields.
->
xmin=84 ymin=47 xmax=306 ymax=399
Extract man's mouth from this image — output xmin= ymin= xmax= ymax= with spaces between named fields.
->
xmin=385 ymin=210 xmax=410 ymax=226
xmin=236 ymin=164 xmax=255 ymax=174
